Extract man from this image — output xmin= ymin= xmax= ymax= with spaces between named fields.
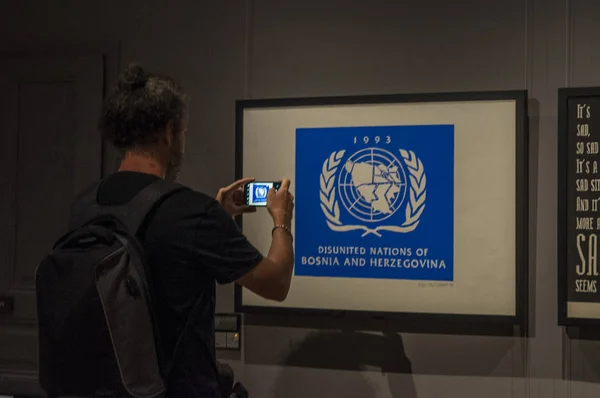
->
xmin=96 ymin=64 xmax=295 ymax=396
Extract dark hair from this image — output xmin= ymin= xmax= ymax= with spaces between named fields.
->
xmin=99 ymin=64 xmax=188 ymax=152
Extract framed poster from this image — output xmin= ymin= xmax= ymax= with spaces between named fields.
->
xmin=558 ymin=87 xmax=600 ymax=325
xmin=235 ymin=90 xmax=528 ymax=326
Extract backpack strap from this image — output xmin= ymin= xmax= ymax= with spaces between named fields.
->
xmin=69 ymin=178 xmax=188 ymax=234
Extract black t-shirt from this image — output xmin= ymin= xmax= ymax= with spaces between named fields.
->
xmin=96 ymin=171 xmax=262 ymax=397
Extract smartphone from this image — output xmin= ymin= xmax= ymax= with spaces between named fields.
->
xmin=244 ymin=181 xmax=282 ymax=207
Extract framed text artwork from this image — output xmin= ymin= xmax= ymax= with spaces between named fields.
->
xmin=235 ymin=90 xmax=529 ymax=327
xmin=558 ymin=87 xmax=600 ymax=326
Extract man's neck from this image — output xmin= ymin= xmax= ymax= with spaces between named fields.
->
xmin=118 ymin=154 xmax=165 ymax=178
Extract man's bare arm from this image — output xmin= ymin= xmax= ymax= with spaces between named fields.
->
xmin=236 ymin=178 xmax=294 ymax=301
xmin=236 ymin=227 xmax=293 ymax=301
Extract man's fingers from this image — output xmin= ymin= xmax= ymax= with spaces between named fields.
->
xmin=279 ymin=178 xmax=291 ymax=191
xmin=224 ymin=177 xmax=255 ymax=192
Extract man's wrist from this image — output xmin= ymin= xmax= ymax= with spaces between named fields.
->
xmin=272 ymin=224 xmax=292 ymax=240
xmin=272 ymin=215 xmax=288 ymax=226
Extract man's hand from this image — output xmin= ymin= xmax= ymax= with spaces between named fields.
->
xmin=216 ymin=177 xmax=257 ymax=217
xmin=267 ymin=178 xmax=294 ymax=227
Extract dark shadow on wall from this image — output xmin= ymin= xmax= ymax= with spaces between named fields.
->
xmin=566 ymin=328 xmax=600 ymax=384
xmin=245 ymin=314 xmax=525 ymax=395
xmin=271 ymin=331 xmax=417 ymax=398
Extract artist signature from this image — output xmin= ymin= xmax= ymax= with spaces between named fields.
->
xmin=417 ymin=282 xmax=453 ymax=288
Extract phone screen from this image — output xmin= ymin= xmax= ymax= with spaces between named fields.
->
xmin=245 ymin=181 xmax=281 ymax=206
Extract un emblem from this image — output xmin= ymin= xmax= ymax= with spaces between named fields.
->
xmin=320 ymin=147 xmax=427 ymax=237
xmin=254 ymin=185 xmax=268 ymax=199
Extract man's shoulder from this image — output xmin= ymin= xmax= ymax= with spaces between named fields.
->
xmin=151 ymin=183 xmax=232 ymax=232
xmin=163 ymin=184 xmax=219 ymax=212
xmin=143 ymin=187 xmax=219 ymax=243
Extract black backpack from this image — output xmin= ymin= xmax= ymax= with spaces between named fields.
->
xmin=35 ymin=179 xmax=190 ymax=398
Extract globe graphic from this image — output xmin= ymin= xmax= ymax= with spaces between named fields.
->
xmin=337 ymin=147 xmax=407 ymax=223
xmin=255 ymin=186 xmax=268 ymax=199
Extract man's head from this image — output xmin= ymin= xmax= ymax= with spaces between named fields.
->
xmin=99 ymin=64 xmax=189 ymax=180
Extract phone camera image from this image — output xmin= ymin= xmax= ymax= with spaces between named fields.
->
xmin=246 ymin=182 xmax=274 ymax=206
xmin=252 ymin=184 xmax=269 ymax=204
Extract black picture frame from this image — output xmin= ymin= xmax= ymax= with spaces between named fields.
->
xmin=557 ymin=86 xmax=600 ymax=326
xmin=234 ymin=90 xmax=529 ymax=329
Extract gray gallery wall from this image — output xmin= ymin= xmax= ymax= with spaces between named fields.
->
xmin=2 ymin=0 xmax=600 ymax=396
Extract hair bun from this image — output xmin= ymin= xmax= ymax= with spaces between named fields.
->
xmin=118 ymin=64 xmax=147 ymax=90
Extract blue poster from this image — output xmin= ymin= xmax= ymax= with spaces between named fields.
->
xmin=294 ymin=125 xmax=455 ymax=281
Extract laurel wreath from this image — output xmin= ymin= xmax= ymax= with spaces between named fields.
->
xmin=320 ymin=149 xmax=426 ymax=237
